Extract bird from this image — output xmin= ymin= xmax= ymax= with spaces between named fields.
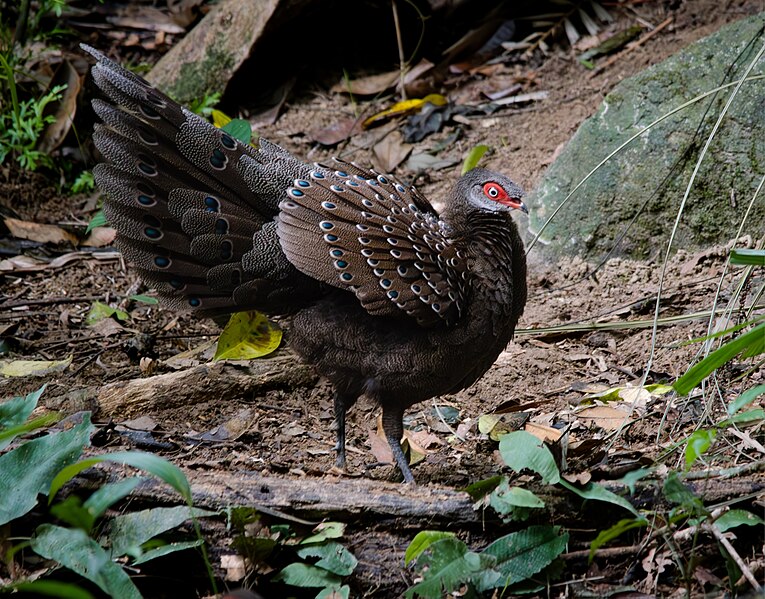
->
xmin=82 ymin=44 xmax=528 ymax=483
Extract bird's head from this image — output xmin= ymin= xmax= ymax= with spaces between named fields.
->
xmin=457 ymin=167 xmax=528 ymax=215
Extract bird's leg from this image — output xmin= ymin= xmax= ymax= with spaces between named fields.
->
xmin=332 ymin=390 xmax=353 ymax=469
xmin=381 ymin=405 xmax=415 ymax=484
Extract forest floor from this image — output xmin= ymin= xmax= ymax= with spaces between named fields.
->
xmin=1 ymin=1 xmax=764 ymax=597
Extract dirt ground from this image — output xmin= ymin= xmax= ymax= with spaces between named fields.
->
xmin=1 ymin=1 xmax=764 ymax=597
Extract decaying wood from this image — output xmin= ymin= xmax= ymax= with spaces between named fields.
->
xmin=44 ymin=351 xmax=317 ymax=418
xmin=72 ymin=466 xmax=765 ymax=526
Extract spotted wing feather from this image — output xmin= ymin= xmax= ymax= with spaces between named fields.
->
xmin=277 ymin=160 xmax=470 ymax=326
xmin=84 ymin=44 xmax=320 ymax=314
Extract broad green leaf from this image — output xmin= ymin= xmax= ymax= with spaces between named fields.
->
xmin=662 ymin=472 xmax=703 ymax=513
xmin=404 ymin=537 xmax=492 ymax=599
xmin=316 ymin=585 xmax=350 ymax=599
xmin=221 ymin=118 xmax=252 ymax=144
xmin=50 ymin=495 xmax=92 ymax=531
xmin=0 ymin=356 xmax=72 ymax=378
xmin=0 ymin=413 xmax=60 ymax=445
xmin=684 ymin=429 xmax=716 ymax=468
xmin=498 ymin=431 xmax=560 ymax=484
xmin=31 ymin=525 xmax=141 ymax=599
xmin=477 ymin=525 xmax=568 ymax=591
xmin=129 ymin=294 xmax=158 ymax=305
xmin=728 ymin=384 xmax=765 ymax=415
xmin=86 ymin=209 xmax=107 ymax=233
xmin=463 ymin=475 xmax=503 ymax=501
xmin=715 ymin=509 xmax=765 ymax=532
xmin=717 ymin=408 xmax=765 ymax=427
xmin=0 ymin=385 xmax=45 ymax=430
xmin=461 ymin=145 xmax=489 ymax=174
xmin=297 ymin=541 xmax=358 ymax=576
xmin=405 ymin=530 xmax=456 ymax=565
xmin=12 ymin=580 xmax=95 ymax=598
xmin=674 ymin=322 xmax=765 ymax=395
xmin=50 ymin=450 xmax=192 ymax=504
xmin=0 ymin=415 xmax=92 ymax=525
xmin=131 ymin=539 xmax=204 ymax=565
xmin=730 ymin=248 xmax=765 ymax=265
xmin=274 ymin=563 xmax=341 ymax=588
xmin=301 ymin=521 xmax=345 ymax=545
xmin=214 ymin=311 xmax=282 ymax=361
xmin=489 ymin=479 xmax=544 ymax=521
xmin=86 ymin=301 xmax=129 ymax=325
xmin=589 ymin=518 xmax=648 ymax=561
xmin=106 ymin=505 xmax=216 ymax=557
xmin=559 ymin=480 xmax=642 ymax=518
xmin=83 ymin=477 xmax=146 ymax=523
xmin=615 ymin=467 xmax=654 ymax=494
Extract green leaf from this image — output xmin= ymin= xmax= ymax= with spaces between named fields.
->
xmin=489 ymin=479 xmax=544 ymax=521
xmin=83 ymin=477 xmax=146 ymax=523
xmin=0 ymin=415 xmax=92 ymax=525
xmin=588 ymin=518 xmax=648 ymax=561
xmin=86 ymin=209 xmax=107 ymax=233
xmin=498 ymin=431 xmax=560 ymax=484
xmin=316 ymin=585 xmax=350 ymax=599
xmin=86 ymin=301 xmax=129 ymax=325
xmin=50 ymin=495 xmax=93 ymax=531
xmin=477 ymin=525 xmax=568 ymax=591
xmin=405 ymin=530 xmax=456 ymax=566
xmin=297 ymin=541 xmax=358 ymax=576
xmin=0 ymin=385 xmax=50 ymax=448
xmin=674 ymin=322 xmax=765 ymax=395
xmin=106 ymin=505 xmax=216 ymax=557
xmin=274 ymin=563 xmax=341 ymax=588
xmin=31 ymin=525 xmax=141 ymax=599
xmin=301 ymin=521 xmax=345 ymax=545
xmin=463 ymin=475 xmax=504 ymax=501
xmin=730 ymin=248 xmax=765 ymax=266
xmin=12 ymin=580 xmax=96 ymax=598
xmin=684 ymin=429 xmax=716 ymax=468
xmin=662 ymin=472 xmax=703 ymax=513
xmin=214 ymin=311 xmax=282 ymax=361
xmin=461 ymin=145 xmax=490 ymax=175
xmin=131 ymin=539 xmax=204 ymax=565
xmin=221 ymin=118 xmax=252 ymax=144
xmin=615 ymin=467 xmax=654 ymax=494
xmin=50 ymin=450 xmax=192 ymax=504
xmin=715 ymin=509 xmax=765 ymax=532
xmin=728 ymin=384 xmax=765 ymax=415
xmin=129 ymin=294 xmax=159 ymax=305
xmin=559 ymin=480 xmax=642 ymax=518
xmin=718 ymin=408 xmax=765 ymax=427
xmin=404 ymin=537 xmax=492 ymax=599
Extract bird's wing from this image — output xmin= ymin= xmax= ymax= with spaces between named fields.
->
xmin=84 ymin=44 xmax=320 ymax=314
xmin=277 ymin=160 xmax=471 ymax=327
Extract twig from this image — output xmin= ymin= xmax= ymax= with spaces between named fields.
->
xmin=391 ymin=0 xmax=407 ymax=100
xmin=562 ymin=544 xmax=642 ymax=561
xmin=588 ymin=17 xmax=674 ymax=78
xmin=703 ymin=522 xmax=762 ymax=592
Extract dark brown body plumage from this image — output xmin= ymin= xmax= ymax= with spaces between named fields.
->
xmin=83 ymin=44 xmax=528 ymax=482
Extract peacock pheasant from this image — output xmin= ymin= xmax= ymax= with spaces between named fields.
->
xmin=83 ymin=44 xmax=528 ymax=483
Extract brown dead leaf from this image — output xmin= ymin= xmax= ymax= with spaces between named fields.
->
xmin=332 ymin=70 xmax=399 ymax=96
xmin=4 ymin=218 xmax=77 ymax=245
xmin=310 ymin=117 xmax=364 ymax=146
xmin=524 ymin=422 xmax=562 ymax=442
xmin=82 ymin=226 xmax=117 ymax=248
xmin=408 ymin=429 xmax=443 ymax=450
xmin=577 ymin=405 xmax=630 ymax=431
xmin=38 ymin=59 xmax=81 ymax=153
xmin=372 ymin=130 xmax=412 ymax=173
xmin=562 ymin=471 xmax=592 ymax=485
xmin=368 ymin=427 xmax=393 ymax=465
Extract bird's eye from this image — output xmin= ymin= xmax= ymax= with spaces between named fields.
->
xmin=483 ymin=182 xmax=508 ymax=202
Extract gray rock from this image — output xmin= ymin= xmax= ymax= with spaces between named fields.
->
xmin=527 ymin=13 xmax=765 ymax=260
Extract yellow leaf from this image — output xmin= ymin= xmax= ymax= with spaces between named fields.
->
xmin=1 ymin=356 xmax=73 ymax=377
xmin=211 ymin=109 xmax=232 ymax=128
xmin=213 ymin=312 xmax=282 ymax=361
xmin=362 ymin=94 xmax=448 ymax=129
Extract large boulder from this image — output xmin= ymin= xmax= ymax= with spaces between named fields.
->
xmin=527 ymin=13 xmax=765 ymax=259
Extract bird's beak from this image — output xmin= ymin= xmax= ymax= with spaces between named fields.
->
xmin=499 ymin=197 xmax=528 ymax=214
